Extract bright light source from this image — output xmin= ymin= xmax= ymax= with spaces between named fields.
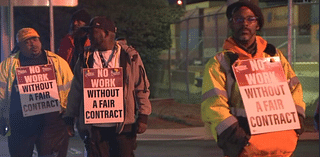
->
xmin=177 ymin=0 xmax=183 ymax=5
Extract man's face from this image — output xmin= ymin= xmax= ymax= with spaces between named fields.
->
xmin=229 ymin=6 xmax=259 ymax=45
xmin=72 ymin=20 xmax=86 ymax=32
xmin=88 ymin=27 xmax=107 ymax=49
xmin=19 ymin=37 xmax=42 ymax=58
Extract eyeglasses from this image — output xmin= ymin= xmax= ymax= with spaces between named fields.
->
xmin=230 ymin=16 xmax=258 ymax=24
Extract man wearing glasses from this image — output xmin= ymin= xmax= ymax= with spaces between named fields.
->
xmin=201 ymin=1 xmax=305 ymax=157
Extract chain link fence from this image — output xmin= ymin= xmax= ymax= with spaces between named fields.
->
xmin=151 ymin=2 xmax=319 ymax=114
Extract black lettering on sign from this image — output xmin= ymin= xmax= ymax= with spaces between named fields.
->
xmin=256 ymin=101 xmax=263 ymax=112
xmin=244 ymin=85 xmax=285 ymax=99
xmin=93 ymin=100 xmax=97 ymax=108
xmin=263 ymin=99 xmax=284 ymax=111
xmin=22 ymin=99 xmax=59 ymax=112
xmin=99 ymin=99 xmax=115 ymax=108
xmin=91 ymin=100 xmax=115 ymax=108
xmin=85 ymin=110 xmax=123 ymax=119
xmin=249 ymin=112 xmax=298 ymax=128
xmin=87 ymin=89 xmax=120 ymax=98
xmin=29 ymin=94 xmax=34 ymax=101
xmin=22 ymin=82 xmax=54 ymax=92
xmin=34 ymin=91 xmax=51 ymax=100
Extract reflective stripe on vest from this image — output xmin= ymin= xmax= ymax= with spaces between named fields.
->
xmin=0 ymin=81 xmax=7 ymax=89
xmin=230 ymin=107 xmax=247 ymax=117
xmin=216 ymin=53 xmax=235 ymax=100
xmin=58 ymin=80 xmax=72 ymax=91
xmin=216 ymin=116 xmax=238 ymax=135
xmin=288 ymin=76 xmax=300 ymax=90
xmin=295 ymin=105 xmax=305 ymax=118
xmin=202 ymin=88 xmax=227 ymax=102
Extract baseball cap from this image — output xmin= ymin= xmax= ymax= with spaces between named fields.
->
xmin=82 ymin=16 xmax=116 ymax=33
xmin=226 ymin=1 xmax=264 ymax=30
xmin=16 ymin=28 xmax=40 ymax=43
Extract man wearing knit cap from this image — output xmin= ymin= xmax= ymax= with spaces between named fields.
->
xmin=201 ymin=1 xmax=305 ymax=156
xmin=0 ymin=28 xmax=73 ymax=157
xmin=57 ymin=9 xmax=91 ymax=71
xmin=64 ymin=16 xmax=151 ymax=157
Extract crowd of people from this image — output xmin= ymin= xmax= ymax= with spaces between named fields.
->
xmin=0 ymin=0 xmax=317 ymax=157
xmin=0 ymin=8 xmax=151 ymax=157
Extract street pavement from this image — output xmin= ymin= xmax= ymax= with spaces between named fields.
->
xmin=0 ymin=127 xmax=318 ymax=157
xmin=138 ymin=127 xmax=320 ymax=141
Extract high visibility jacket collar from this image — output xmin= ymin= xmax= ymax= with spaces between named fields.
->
xmin=223 ymin=36 xmax=268 ymax=60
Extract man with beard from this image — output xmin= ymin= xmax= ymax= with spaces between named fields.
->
xmin=57 ymin=9 xmax=91 ymax=71
xmin=0 ymin=28 xmax=73 ymax=157
xmin=201 ymin=1 xmax=305 ymax=157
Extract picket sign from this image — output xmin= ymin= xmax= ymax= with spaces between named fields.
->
xmin=232 ymin=57 xmax=300 ymax=135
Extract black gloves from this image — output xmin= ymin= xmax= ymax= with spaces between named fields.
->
xmin=217 ymin=122 xmax=250 ymax=157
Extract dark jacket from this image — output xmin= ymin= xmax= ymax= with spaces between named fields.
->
xmin=64 ymin=42 xmax=151 ymax=134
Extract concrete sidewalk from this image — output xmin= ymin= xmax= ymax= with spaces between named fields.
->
xmin=137 ymin=127 xmax=320 ymax=141
xmin=137 ymin=127 xmax=209 ymax=141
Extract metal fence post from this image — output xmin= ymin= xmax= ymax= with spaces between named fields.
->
xmin=49 ymin=0 xmax=55 ymax=53
xmin=287 ymin=0 xmax=293 ymax=65
xmin=186 ymin=18 xmax=190 ymax=100
xmin=1 ymin=6 xmax=10 ymax=61
xmin=168 ymin=48 xmax=172 ymax=97
xmin=293 ymin=28 xmax=296 ymax=70
xmin=215 ymin=14 xmax=219 ymax=54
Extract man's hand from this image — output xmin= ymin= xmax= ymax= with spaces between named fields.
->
xmin=67 ymin=125 xmax=75 ymax=137
xmin=217 ymin=119 xmax=250 ymax=157
xmin=136 ymin=114 xmax=148 ymax=134
xmin=63 ymin=116 xmax=75 ymax=137
xmin=59 ymin=108 xmax=66 ymax=116
xmin=0 ymin=117 xmax=9 ymax=136
xmin=295 ymin=114 xmax=305 ymax=135
xmin=137 ymin=122 xmax=147 ymax=134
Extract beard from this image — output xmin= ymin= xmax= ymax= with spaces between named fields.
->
xmin=30 ymin=47 xmax=42 ymax=58
xmin=233 ymin=28 xmax=255 ymax=45
xmin=72 ymin=25 xmax=80 ymax=32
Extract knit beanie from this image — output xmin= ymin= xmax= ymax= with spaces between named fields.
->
xmin=227 ymin=1 xmax=264 ymax=30
xmin=71 ymin=9 xmax=91 ymax=25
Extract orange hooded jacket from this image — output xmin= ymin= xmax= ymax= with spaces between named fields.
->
xmin=201 ymin=36 xmax=305 ymax=157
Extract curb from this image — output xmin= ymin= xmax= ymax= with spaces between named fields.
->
xmin=137 ymin=127 xmax=211 ymax=141
xmin=137 ymin=127 xmax=319 ymax=141
xmin=299 ymin=132 xmax=319 ymax=141
xmin=149 ymin=98 xmax=319 ymax=141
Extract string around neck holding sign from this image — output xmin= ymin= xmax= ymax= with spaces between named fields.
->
xmin=98 ymin=44 xmax=117 ymax=68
